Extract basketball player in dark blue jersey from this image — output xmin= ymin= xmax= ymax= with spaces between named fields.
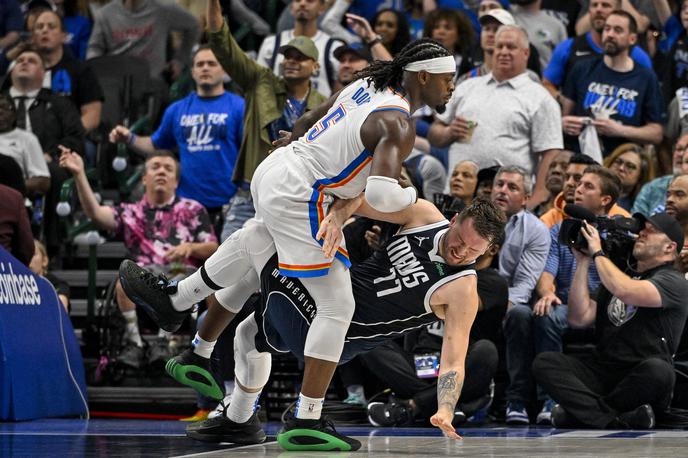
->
xmin=168 ymin=196 xmax=505 ymax=446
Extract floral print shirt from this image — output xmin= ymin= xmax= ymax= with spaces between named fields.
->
xmin=113 ymin=195 xmax=217 ymax=268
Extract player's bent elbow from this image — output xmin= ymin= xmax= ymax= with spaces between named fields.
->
xmin=365 ymin=176 xmax=417 ymax=213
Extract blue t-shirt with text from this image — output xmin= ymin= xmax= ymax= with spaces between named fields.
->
xmin=151 ymin=92 xmax=244 ymax=208
xmin=543 ymin=32 xmax=653 ymax=86
xmin=563 ymin=58 xmax=664 ymax=155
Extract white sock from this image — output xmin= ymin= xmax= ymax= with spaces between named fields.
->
xmin=192 ymin=332 xmax=216 ymax=359
xmin=295 ymin=393 xmax=324 ymax=420
xmin=158 ymin=328 xmax=171 ymax=339
xmin=226 ymin=385 xmax=261 ymax=423
xmin=122 ymin=310 xmax=143 ymax=347
xmin=171 ymin=270 xmax=216 ymax=312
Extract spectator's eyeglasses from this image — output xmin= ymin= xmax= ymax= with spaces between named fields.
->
xmin=612 ymin=157 xmax=638 ymax=171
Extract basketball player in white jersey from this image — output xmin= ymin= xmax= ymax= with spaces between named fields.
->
xmin=118 ymin=0 xmax=456 ymax=450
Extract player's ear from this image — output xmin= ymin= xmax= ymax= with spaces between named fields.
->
xmin=417 ymin=70 xmax=430 ymax=85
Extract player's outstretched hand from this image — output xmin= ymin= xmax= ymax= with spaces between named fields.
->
xmin=316 ymin=212 xmax=344 ymax=259
xmin=430 ymin=411 xmax=462 ymax=440
xmin=271 ymin=130 xmax=292 ymax=149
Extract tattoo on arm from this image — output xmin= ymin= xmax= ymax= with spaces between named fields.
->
xmin=437 ymin=370 xmax=463 ymax=412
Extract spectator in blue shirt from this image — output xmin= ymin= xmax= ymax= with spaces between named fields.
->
xmin=561 ymin=11 xmax=664 ymax=157
xmin=543 ymin=0 xmax=652 ymax=98
xmin=109 ymin=45 xmax=244 ymax=231
xmin=492 ymin=165 xmax=551 ymax=310
xmin=504 ymin=165 xmax=621 ymax=426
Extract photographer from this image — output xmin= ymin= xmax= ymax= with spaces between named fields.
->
xmin=533 ymin=212 xmax=688 ymax=429
xmin=504 ymin=165 xmax=621 ymax=425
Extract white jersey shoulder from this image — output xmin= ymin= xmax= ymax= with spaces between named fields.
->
xmin=292 ymin=79 xmax=411 ymax=199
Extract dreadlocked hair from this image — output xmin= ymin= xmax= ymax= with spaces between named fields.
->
xmin=354 ymin=38 xmax=452 ymax=92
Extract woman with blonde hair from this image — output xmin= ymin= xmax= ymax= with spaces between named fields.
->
xmin=604 ymin=143 xmax=657 ymax=211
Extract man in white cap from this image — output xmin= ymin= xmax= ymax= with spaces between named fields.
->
xmin=458 ymin=8 xmax=516 ymax=82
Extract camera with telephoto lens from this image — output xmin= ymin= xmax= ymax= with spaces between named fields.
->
xmin=559 ymin=204 xmax=639 ymax=268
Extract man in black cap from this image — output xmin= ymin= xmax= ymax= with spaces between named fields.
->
xmin=332 ymin=42 xmax=371 ymax=92
xmin=533 ymin=211 xmax=688 ymax=429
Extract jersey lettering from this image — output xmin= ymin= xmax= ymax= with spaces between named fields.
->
xmin=306 ymin=104 xmax=347 ymax=142
xmin=374 ymin=237 xmax=430 ymax=297
xmin=351 ymin=87 xmax=371 ymax=106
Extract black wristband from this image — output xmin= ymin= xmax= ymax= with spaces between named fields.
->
xmin=366 ymin=35 xmax=382 ymax=47
xmin=592 ymin=250 xmax=606 ymax=261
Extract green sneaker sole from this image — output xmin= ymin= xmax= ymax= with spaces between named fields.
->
xmin=165 ymin=358 xmax=224 ymax=400
xmin=276 ymin=428 xmax=358 ymax=451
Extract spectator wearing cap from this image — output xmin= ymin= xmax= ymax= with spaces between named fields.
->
xmin=461 ymin=8 xmax=514 ymax=82
xmin=533 ymin=211 xmax=688 ymax=429
xmin=460 ymin=8 xmax=542 ymax=83
xmin=511 ymin=0 xmax=567 ymax=70
xmin=474 ymin=165 xmax=500 ymax=200
xmin=257 ymin=0 xmax=344 ymax=97
xmin=205 ymin=2 xmax=327 ymax=241
xmin=429 ymin=25 xmax=563 ymax=207
xmin=332 ymin=42 xmax=372 ymax=93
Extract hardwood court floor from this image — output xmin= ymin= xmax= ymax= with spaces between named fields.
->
xmin=1 ymin=419 xmax=687 ymax=457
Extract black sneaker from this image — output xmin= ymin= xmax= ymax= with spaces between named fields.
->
xmin=118 ymin=260 xmax=188 ymax=332
xmin=186 ymin=411 xmax=266 ymax=444
xmin=551 ymin=404 xmax=584 ymax=428
xmin=277 ymin=414 xmax=361 ymax=451
xmin=367 ymin=398 xmax=413 ymax=427
xmin=165 ymin=348 xmax=225 ymax=400
xmin=117 ymin=343 xmax=145 ymax=369
xmin=616 ymin=404 xmax=655 ymax=429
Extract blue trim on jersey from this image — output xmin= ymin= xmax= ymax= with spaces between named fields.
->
xmin=371 ymin=107 xmax=411 ymax=116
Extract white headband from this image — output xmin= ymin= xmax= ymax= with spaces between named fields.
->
xmin=403 ymin=56 xmax=456 ymax=74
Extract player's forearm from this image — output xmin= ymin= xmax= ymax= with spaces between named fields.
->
xmin=436 ymin=368 xmax=464 ymax=414
xmin=329 ymin=195 xmax=364 ymax=224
